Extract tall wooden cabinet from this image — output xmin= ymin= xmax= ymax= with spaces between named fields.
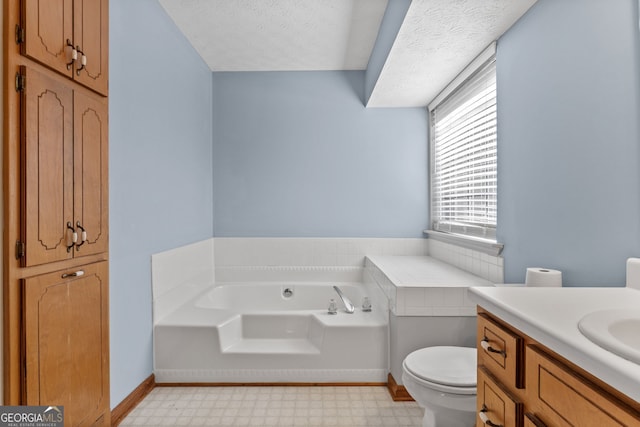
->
xmin=3 ymin=1 xmax=110 ymax=425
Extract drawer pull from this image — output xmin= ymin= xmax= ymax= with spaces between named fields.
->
xmin=481 ymin=338 xmax=506 ymax=357
xmin=480 ymin=405 xmax=503 ymax=427
xmin=61 ymin=270 xmax=85 ymax=279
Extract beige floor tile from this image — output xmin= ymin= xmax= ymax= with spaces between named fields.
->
xmin=119 ymin=386 xmax=421 ymax=427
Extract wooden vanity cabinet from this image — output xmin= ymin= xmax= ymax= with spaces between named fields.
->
xmin=477 ymin=309 xmax=640 ymax=427
xmin=20 ymin=0 xmax=109 ymax=95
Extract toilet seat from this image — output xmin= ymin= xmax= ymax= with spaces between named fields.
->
xmin=403 ymin=346 xmax=477 ymax=394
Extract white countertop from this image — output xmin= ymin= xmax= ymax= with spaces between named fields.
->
xmin=468 ymin=286 xmax=640 ymax=403
xmin=365 ymin=256 xmax=494 ymax=316
xmin=366 ymin=255 xmax=494 ymax=288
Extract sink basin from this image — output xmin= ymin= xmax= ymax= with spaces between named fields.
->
xmin=578 ymin=309 xmax=640 ymax=365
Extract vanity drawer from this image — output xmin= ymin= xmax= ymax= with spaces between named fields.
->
xmin=526 ymin=345 xmax=640 ymax=426
xmin=477 ymin=367 xmax=523 ymax=427
xmin=477 ymin=313 xmax=525 ymax=389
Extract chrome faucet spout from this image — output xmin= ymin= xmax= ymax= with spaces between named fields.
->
xmin=332 ymin=286 xmax=355 ymax=314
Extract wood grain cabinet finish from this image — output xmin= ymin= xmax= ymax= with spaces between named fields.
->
xmin=477 ymin=310 xmax=640 ymax=427
xmin=21 ymin=0 xmax=109 ymax=95
xmin=477 ymin=367 xmax=523 ymax=427
xmin=524 ymin=413 xmax=547 ymax=427
xmin=526 ymin=345 xmax=640 ymax=427
xmin=20 ymin=66 xmax=108 ymax=267
xmin=23 ymin=261 xmax=110 ymax=426
xmin=477 ymin=313 xmax=525 ymax=390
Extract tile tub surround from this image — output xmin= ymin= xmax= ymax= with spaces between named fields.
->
xmin=365 ymin=255 xmax=494 ymax=316
xmin=364 ymin=255 xmax=494 ymax=388
xmin=152 ymin=239 xmax=215 ymax=324
xmin=152 ymin=238 xmax=429 ymax=325
xmin=428 ymin=239 xmax=504 ymax=284
xmin=213 ymin=237 xmax=429 ymax=283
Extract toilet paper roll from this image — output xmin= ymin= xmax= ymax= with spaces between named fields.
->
xmin=525 ymin=268 xmax=562 ymax=287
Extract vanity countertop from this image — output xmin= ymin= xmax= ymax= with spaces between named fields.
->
xmin=468 ymin=286 xmax=640 ymax=403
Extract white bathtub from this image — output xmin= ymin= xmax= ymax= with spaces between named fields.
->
xmin=153 ymin=282 xmax=389 ymax=383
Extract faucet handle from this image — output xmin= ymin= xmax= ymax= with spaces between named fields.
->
xmin=362 ymin=297 xmax=372 ymax=312
xmin=328 ymin=299 xmax=338 ymax=315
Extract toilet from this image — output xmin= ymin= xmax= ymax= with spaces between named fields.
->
xmin=402 ymin=346 xmax=477 ymax=427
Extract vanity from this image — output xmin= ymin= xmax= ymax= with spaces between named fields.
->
xmin=469 ymin=286 xmax=640 ymax=426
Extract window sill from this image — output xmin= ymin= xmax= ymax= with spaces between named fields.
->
xmin=423 ymin=230 xmax=504 ymax=257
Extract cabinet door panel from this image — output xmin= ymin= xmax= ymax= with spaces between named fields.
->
xmin=526 ymin=345 xmax=640 ymax=426
xmin=73 ymin=91 xmax=108 ymax=257
xmin=22 ymin=0 xmax=74 ymax=78
xmin=21 ymin=66 xmax=74 ymax=266
xmin=73 ymin=0 xmax=109 ymax=95
xmin=23 ymin=262 xmax=110 ymax=426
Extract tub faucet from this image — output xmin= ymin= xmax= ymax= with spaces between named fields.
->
xmin=332 ymin=286 xmax=355 ymax=314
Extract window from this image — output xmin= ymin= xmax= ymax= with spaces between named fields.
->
xmin=429 ymin=45 xmax=497 ymax=241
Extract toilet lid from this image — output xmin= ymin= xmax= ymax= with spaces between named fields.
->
xmin=404 ymin=346 xmax=477 ymax=387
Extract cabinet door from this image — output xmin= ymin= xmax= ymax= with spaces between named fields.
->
xmin=73 ymin=91 xmax=108 ymax=257
xmin=22 ymin=0 xmax=74 ymax=79
xmin=22 ymin=0 xmax=108 ymax=95
xmin=526 ymin=345 xmax=640 ymax=426
xmin=73 ymin=0 xmax=109 ymax=95
xmin=21 ymin=66 xmax=74 ymax=267
xmin=23 ymin=262 xmax=110 ymax=426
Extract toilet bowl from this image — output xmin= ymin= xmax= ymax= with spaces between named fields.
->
xmin=402 ymin=346 xmax=477 ymax=427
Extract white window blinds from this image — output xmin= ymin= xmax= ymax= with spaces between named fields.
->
xmin=430 ymin=57 xmax=497 ymax=241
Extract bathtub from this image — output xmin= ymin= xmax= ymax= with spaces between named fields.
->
xmin=153 ymin=282 xmax=389 ymax=383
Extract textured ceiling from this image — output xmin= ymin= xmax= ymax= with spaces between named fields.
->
xmin=159 ymin=0 xmax=537 ymax=107
xmin=158 ymin=0 xmax=388 ymax=71
xmin=367 ymin=0 xmax=538 ymax=107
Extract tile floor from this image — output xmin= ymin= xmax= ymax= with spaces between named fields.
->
xmin=119 ymin=386 xmax=423 ymax=426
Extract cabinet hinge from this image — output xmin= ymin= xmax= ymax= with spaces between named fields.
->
xmin=15 ymin=73 xmax=26 ymax=92
xmin=15 ymin=240 xmax=26 ymax=260
xmin=15 ymin=24 xmax=25 ymax=44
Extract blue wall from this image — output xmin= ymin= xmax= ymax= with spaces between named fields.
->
xmin=212 ymin=71 xmax=428 ymax=237
xmin=109 ymin=0 xmax=213 ymax=407
xmin=497 ymin=0 xmax=640 ymax=285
